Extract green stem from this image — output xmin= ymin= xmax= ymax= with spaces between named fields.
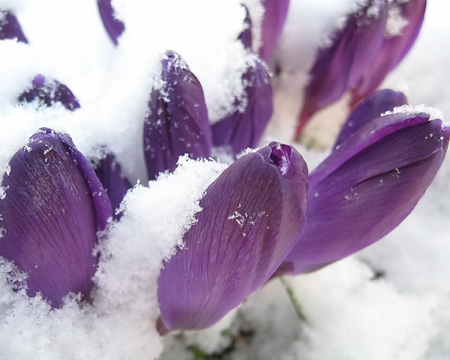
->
xmin=279 ymin=276 xmax=307 ymax=323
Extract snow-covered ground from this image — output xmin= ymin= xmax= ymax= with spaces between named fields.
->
xmin=0 ymin=0 xmax=449 ymax=359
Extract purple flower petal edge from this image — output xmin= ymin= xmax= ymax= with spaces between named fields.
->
xmin=97 ymin=0 xmax=125 ymax=45
xmin=0 ymin=10 xmax=28 ymax=43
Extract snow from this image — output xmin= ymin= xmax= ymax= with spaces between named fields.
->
xmin=0 ymin=0 xmax=450 ymax=359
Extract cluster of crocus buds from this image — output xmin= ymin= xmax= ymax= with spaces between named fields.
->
xmin=1 ymin=0 xmax=446 ymax=339
xmin=296 ymin=0 xmax=427 ymax=137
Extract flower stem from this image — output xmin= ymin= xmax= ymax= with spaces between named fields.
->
xmin=279 ymin=276 xmax=307 ymax=323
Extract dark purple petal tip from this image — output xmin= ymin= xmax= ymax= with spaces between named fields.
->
xmin=158 ymin=143 xmax=308 ymax=330
xmin=97 ymin=0 xmax=125 ymax=45
xmin=283 ymin=114 xmax=448 ymax=274
xmin=94 ymin=150 xmax=132 ymax=218
xmin=211 ymin=57 xmax=273 ymax=156
xmin=18 ymin=75 xmax=81 ymax=111
xmin=0 ymin=128 xmax=112 ymax=307
xmin=259 ymin=0 xmax=290 ymax=61
xmin=0 ymin=10 xmax=28 ymax=43
xmin=238 ymin=4 xmax=252 ymax=49
xmin=144 ymin=51 xmax=212 ymax=180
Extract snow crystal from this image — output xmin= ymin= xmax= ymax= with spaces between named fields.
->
xmin=381 ymin=104 xmax=444 ymax=121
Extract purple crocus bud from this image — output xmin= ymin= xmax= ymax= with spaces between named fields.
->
xmin=0 ymin=128 xmax=113 ymax=307
xmin=351 ymin=0 xmax=426 ymax=106
xmin=283 ymin=112 xmax=449 ymax=274
xmin=144 ymin=51 xmax=211 ymax=180
xmin=18 ymin=75 xmax=81 ymax=111
xmin=97 ymin=0 xmax=125 ymax=45
xmin=94 ymin=151 xmax=131 ymax=218
xmin=0 ymin=10 xmax=28 ymax=43
xmin=295 ymin=1 xmax=389 ymax=138
xmin=211 ymin=57 xmax=273 ymax=156
xmin=158 ymin=142 xmax=308 ymax=331
xmin=259 ymin=0 xmax=290 ymax=61
xmin=335 ymin=89 xmax=408 ymax=147
xmin=238 ymin=5 xmax=252 ymax=49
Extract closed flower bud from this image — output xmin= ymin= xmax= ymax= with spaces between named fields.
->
xmin=0 ymin=129 xmax=112 ymax=307
xmin=158 ymin=142 xmax=308 ymax=331
xmin=18 ymin=74 xmax=81 ymax=111
xmin=97 ymin=0 xmax=125 ymax=45
xmin=0 ymin=10 xmax=28 ymax=43
xmin=259 ymin=0 xmax=290 ymax=61
xmin=283 ymin=109 xmax=449 ymax=274
xmin=144 ymin=51 xmax=212 ymax=180
xmin=211 ymin=56 xmax=273 ymax=156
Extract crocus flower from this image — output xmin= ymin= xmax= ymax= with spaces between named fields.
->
xmin=282 ymin=93 xmax=449 ymax=274
xmin=158 ymin=142 xmax=309 ymax=331
xmin=97 ymin=0 xmax=125 ymax=45
xmin=211 ymin=56 xmax=273 ymax=156
xmin=259 ymin=0 xmax=290 ymax=61
xmin=352 ymin=0 xmax=426 ymax=107
xmin=94 ymin=150 xmax=131 ymax=218
xmin=296 ymin=0 xmax=426 ymax=138
xmin=0 ymin=128 xmax=112 ymax=307
xmin=18 ymin=74 xmax=81 ymax=111
xmin=0 ymin=10 xmax=28 ymax=43
xmin=144 ymin=51 xmax=212 ymax=180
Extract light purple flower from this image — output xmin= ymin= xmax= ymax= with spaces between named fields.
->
xmin=282 ymin=95 xmax=449 ymax=274
xmin=211 ymin=57 xmax=273 ymax=156
xmin=144 ymin=51 xmax=211 ymax=180
xmin=158 ymin=142 xmax=308 ymax=331
xmin=259 ymin=0 xmax=290 ymax=61
xmin=18 ymin=74 xmax=81 ymax=111
xmin=0 ymin=129 xmax=112 ymax=307
xmin=0 ymin=10 xmax=28 ymax=43
xmin=296 ymin=0 xmax=425 ymax=138
xmin=97 ymin=0 xmax=125 ymax=45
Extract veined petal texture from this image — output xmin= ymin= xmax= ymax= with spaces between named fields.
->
xmin=94 ymin=151 xmax=131 ymax=218
xmin=0 ymin=129 xmax=112 ymax=307
xmin=0 ymin=10 xmax=28 ymax=43
xmin=144 ymin=51 xmax=211 ymax=180
xmin=158 ymin=142 xmax=308 ymax=330
xmin=18 ymin=75 xmax=81 ymax=111
xmin=211 ymin=57 xmax=273 ymax=156
xmin=335 ymin=89 xmax=408 ymax=147
xmin=284 ymin=113 xmax=449 ymax=274
xmin=97 ymin=0 xmax=125 ymax=45
xmin=296 ymin=0 xmax=389 ymax=137
xmin=352 ymin=0 xmax=426 ymax=106
xmin=259 ymin=0 xmax=290 ymax=61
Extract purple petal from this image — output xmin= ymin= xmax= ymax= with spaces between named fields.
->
xmin=335 ymin=89 xmax=408 ymax=147
xmin=211 ymin=57 xmax=273 ymax=156
xmin=94 ymin=151 xmax=131 ymax=218
xmin=296 ymin=1 xmax=388 ymax=137
xmin=97 ymin=0 xmax=125 ymax=45
xmin=158 ymin=142 xmax=308 ymax=330
xmin=352 ymin=0 xmax=426 ymax=106
xmin=283 ymin=115 xmax=449 ymax=273
xmin=259 ymin=0 xmax=290 ymax=61
xmin=18 ymin=75 xmax=81 ymax=111
xmin=0 ymin=128 xmax=112 ymax=307
xmin=0 ymin=10 xmax=28 ymax=43
xmin=238 ymin=5 xmax=252 ymax=49
xmin=144 ymin=51 xmax=212 ymax=180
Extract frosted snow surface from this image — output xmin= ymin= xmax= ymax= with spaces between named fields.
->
xmin=1 ymin=0 xmax=450 ymax=359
